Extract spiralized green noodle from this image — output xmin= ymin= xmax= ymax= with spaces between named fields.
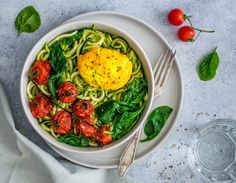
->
xmin=48 ymin=30 xmax=78 ymax=47
xmin=26 ymin=26 xmax=146 ymax=147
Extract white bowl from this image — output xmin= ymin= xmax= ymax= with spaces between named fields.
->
xmin=20 ymin=21 xmax=154 ymax=153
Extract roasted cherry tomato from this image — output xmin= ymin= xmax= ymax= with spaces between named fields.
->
xmin=168 ymin=8 xmax=186 ymax=26
xmin=80 ymin=116 xmax=95 ymax=125
xmin=31 ymin=60 xmax=51 ymax=85
xmin=72 ymin=100 xmax=94 ymax=118
xmin=97 ymin=126 xmax=112 ymax=145
xmin=51 ymin=110 xmax=72 ymax=134
xmin=178 ymin=26 xmax=195 ymax=42
xmin=30 ymin=93 xmax=52 ymax=118
xmin=76 ymin=122 xmax=112 ymax=145
xmin=57 ymin=82 xmax=78 ymax=103
xmin=76 ymin=121 xmax=96 ymax=137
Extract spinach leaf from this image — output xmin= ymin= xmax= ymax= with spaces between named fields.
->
xmin=48 ymin=73 xmax=62 ymax=98
xmin=122 ymin=78 xmax=147 ymax=105
xmin=48 ymin=42 xmax=67 ymax=97
xmin=15 ymin=6 xmax=41 ymax=36
xmin=95 ymin=100 xmax=137 ymax=125
xmin=95 ymin=100 xmax=120 ymax=124
xmin=49 ymin=43 xmax=67 ymax=73
xmin=59 ymin=134 xmax=89 ymax=147
xmin=116 ymin=101 xmax=136 ymax=113
xmin=95 ymin=77 xmax=148 ymax=139
xmin=140 ymin=106 xmax=173 ymax=142
xmin=131 ymin=90 xmax=147 ymax=105
xmin=60 ymin=29 xmax=84 ymax=51
xmin=112 ymin=104 xmax=145 ymax=140
xmin=197 ymin=47 xmax=219 ymax=81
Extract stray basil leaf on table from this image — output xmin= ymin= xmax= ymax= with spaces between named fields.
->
xmin=141 ymin=106 xmax=173 ymax=142
xmin=198 ymin=47 xmax=219 ymax=81
xmin=15 ymin=6 xmax=41 ymax=36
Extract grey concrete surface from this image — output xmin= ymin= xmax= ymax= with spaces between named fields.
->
xmin=0 ymin=0 xmax=236 ymax=182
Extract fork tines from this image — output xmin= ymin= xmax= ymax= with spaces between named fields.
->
xmin=153 ymin=49 xmax=176 ymax=97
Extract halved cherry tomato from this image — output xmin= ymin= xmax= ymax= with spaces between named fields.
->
xmin=178 ymin=26 xmax=195 ymax=42
xmin=97 ymin=126 xmax=112 ymax=145
xmin=168 ymin=8 xmax=185 ymax=26
xmin=80 ymin=116 xmax=95 ymax=125
xmin=76 ymin=121 xmax=96 ymax=137
xmin=76 ymin=122 xmax=112 ymax=145
xmin=30 ymin=93 xmax=52 ymax=118
xmin=72 ymin=100 xmax=94 ymax=118
xmin=31 ymin=60 xmax=51 ymax=85
xmin=57 ymin=82 xmax=78 ymax=103
xmin=51 ymin=111 xmax=72 ymax=134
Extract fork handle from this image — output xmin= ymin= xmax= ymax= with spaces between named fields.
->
xmin=118 ymin=129 xmax=141 ymax=177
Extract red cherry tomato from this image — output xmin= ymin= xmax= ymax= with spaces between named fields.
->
xmin=97 ymin=126 xmax=112 ymax=145
xmin=57 ymin=82 xmax=78 ymax=103
xmin=168 ymin=8 xmax=185 ymax=26
xmin=72 ymin=100 xmax=94 ymax=118
xmin=80 ymin=116 xmax=95 ymax=125
xmin=76 ymin=121 xmax=96 ymax=137
xmin=31 ymin=60 xmax=51 ymax=85
xmin=51 ymin=111 xmax=72 ymax=134
xmin=30 ymin=93 xmax=52 ymax=118
xmin=76 ymin=122 xmax=112 ymax=145
xmin=178 ymin=26 xmax=195 ymax=42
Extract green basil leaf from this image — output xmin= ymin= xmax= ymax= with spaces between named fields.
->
xmin=197 ymin=47 xmax=219 ymax=81
xmin=48 ymin=73 xmax=62 ymax=98
xmin=49 ymin=42 xmax=67 ymax=73
xmin=140 ymin=106 xmax=173 ymax=142
xmin=15 ymin=6 xmax=41 ymax=36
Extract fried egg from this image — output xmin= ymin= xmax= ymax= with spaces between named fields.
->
xmin=77 ymin=48 xmax=132 ymax=90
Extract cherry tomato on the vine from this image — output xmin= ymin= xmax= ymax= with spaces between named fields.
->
xmin=168 ymin=8 xmax=185 ymax=26
xmin=178 ymin=26 xmax=195 ymax=42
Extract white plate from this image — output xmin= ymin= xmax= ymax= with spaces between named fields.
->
xmin=47 ymin=11 xmax=183 ymax=169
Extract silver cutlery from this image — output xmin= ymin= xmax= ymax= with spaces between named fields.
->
xmin=118 ymin=49 xmax=176 ymax=177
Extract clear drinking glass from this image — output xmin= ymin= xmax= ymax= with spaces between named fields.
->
xmin=188 ymin=119 xmax=236 ymax=183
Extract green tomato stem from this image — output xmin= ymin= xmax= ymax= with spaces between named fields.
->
xmin=184 ymin=15 xmax=215 ymax=33
xmin=184 ymin=15 xmax=215 ymax=42
xmin=184 ymin=15 xmax=193 ymax=27
xmin=189 ymin=31 xmax=201 ymax=42
xmin=192 ymin=27 xmax=215 ymax=33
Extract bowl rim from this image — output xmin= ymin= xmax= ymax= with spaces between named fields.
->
xmin=20 ymin=20 xmax=154 ymax=153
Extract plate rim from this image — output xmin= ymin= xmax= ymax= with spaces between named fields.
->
xmin=50 ymin=10 xmax=184 ymax=168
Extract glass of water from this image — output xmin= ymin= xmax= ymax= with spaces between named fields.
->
xmin=188 ymin=119 xmax=236 ymax=183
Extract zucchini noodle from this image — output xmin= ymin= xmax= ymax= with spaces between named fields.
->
xmin=38 ymin=85 xmax=51 ymax=96
xmin=36 ymin=49 xmax=49 ymax=60
xmin=48 ymin=30 xmax=78 ymax=47
xmin=64 ymin=40 xmax=78 ymax=59
xmin=26 ymin=26 xmax=146 ymax=147
xmin=27 ymin=81 xmax=39 ymax=100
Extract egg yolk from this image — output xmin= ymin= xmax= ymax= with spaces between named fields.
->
xmin=77 ymin=48 xmax=133 ymax=90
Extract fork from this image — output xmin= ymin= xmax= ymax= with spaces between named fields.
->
xmin=118 ymin=49 xmax=176 ymax=177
